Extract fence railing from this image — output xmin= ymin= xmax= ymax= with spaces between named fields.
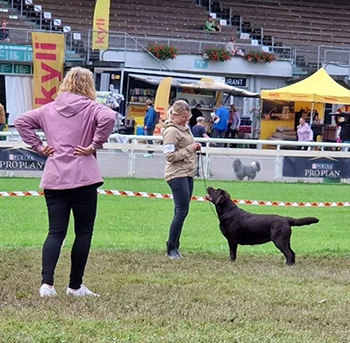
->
xmin=87 ymin=30 xmax=296 ymax=62
xmin=1 ymin=132 xmax=349 ymax=181
xmin=2 ymin=27 xmax=78 ymax=54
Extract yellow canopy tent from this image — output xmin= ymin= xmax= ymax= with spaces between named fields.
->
xmin=261 ymin=68 xmax=350 ymax=104
xmin=259 ymin=68 xmax=350 ymax=141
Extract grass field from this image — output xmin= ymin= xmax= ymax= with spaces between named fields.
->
xmin=0 ymin=178 xmax=349 ymax=343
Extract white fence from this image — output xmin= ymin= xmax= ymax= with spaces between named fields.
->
xmin=1 ymin=131 xmax=350 ymax=182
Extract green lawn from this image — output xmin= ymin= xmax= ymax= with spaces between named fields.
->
xmin=0 ymin=178 xmax=349 ymax=343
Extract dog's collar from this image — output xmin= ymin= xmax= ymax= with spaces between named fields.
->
xmin=219 ymin=207 xmax=235 ymax=222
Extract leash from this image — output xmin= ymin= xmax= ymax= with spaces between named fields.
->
xmin=198 ymin=150 xmax=218 ymax=219
xmin=198 ymin=151 xmax=235 ymax=221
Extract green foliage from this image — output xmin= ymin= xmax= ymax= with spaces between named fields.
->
xmin=147 ymin=43 xmax=178 ymax=60
xmin=244 ymin=51 xmax=275 ymax=63
xmin=203 ymin=48 xmax=232 ymax=62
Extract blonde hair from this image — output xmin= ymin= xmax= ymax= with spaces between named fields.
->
xmin=167 ymin=100 xmax=190 ymax=119
xmin=59 ymin=67 xmax=96 ymax=100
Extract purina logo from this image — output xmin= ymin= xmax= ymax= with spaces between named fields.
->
xmin=283 ymin=156 xmax=350 ymax=178
xmin=0 ymin=148 xmax=46 ymax=171
xmin=306 ymin=161 xmax=339 ymax=177
xmin=311 ymin=163 xmax=333 ymax=170
xmin=8 ymin=154 xmax=35 ymax=161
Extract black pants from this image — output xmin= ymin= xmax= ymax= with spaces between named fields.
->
xmin=42 ymin=184 xmax=98 ymax=289
xmin=145 ymin=127 xmax=155 ymax=154
xmin=167 ymin=177 xmax=193 ymax=252
xmin=225 ymin=128 xmax=239 ymax=147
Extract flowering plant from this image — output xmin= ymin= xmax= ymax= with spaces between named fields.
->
xmin=147 ymin=43 xmax=178 ymax=60
xmin=244 ymin=51 xmax=275 ymax=63
xmin=203 ymin=48 xmax=232 ymax=62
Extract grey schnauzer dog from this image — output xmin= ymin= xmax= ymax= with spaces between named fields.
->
xmin=233 ymin=159 xmax=261 ymax=181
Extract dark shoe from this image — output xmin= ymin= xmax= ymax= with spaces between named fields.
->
xmin=166 ymin=249 xmax=182 ymax=260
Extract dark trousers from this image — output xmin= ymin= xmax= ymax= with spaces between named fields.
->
xmin=225 ymin=128 xmax=239 ymax=147
xmin=145 ymin=126 xmax=155 ymax=154
xmin=167 ymin=177 xmax=193 ymax=252
xmin=42 ymin=184 xmax=98 ymax=289
xmin=212 ymin=129 xmax=226 ymax=147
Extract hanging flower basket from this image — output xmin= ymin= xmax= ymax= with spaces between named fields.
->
xmin=203 ymin=48 xmax=232 ymax=62
xmin=244 ymin=51 xmax=275 ymax=63
xmin=147 ymin=43 xmax=178 ymax=60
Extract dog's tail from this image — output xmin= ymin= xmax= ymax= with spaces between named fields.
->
xmin=288 ymin=217 xmax=319 ymax=226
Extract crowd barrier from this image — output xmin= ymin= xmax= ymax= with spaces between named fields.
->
xmin=1 ymin=131 xmax=350 ymax=181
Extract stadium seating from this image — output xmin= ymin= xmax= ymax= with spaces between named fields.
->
xmin=2 ymin=0 xmax=350 ymax=68
xmin=25 ymin=0 xmax=236 ymax=53
xmin=218 ymin=0 xmax=350 ymax=68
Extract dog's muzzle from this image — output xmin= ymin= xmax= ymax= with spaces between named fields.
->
xmin=205 ymin=194 xmax=213 ymax=201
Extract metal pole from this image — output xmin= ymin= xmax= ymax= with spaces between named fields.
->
xmin=229 ymin=7 xmax=232 ymax=26
xmin=20 ymin=0 xmax=23 ymax=18
xmin=209 ymin=0 xmax=211 ymax=13
xmin=87 ymin=30 xmax=91 ymax=62
xmin=274 ymin=155 xmax=281 ymax=182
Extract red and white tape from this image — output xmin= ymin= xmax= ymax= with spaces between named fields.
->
xmin=0 ymin=189 xmax=348 ymax=207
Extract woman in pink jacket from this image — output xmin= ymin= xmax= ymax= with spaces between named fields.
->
xmin=297 ymin=117 xmax=313 ymax=150
xmin=15 ymin=67 xmax=115 ymax=298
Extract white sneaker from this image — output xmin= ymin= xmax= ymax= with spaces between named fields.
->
xmin=66 ymin=284 xmax=100 ymax=297
xmin=39 ymin=284 xmax=57 ymax=298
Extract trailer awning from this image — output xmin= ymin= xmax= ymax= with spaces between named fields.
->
xmin=130 ymin=74 xmax=259 ymax=98
xmin=129 ymin=74 xmax=199 ymax=87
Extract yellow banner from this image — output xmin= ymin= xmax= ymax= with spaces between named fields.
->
xmin=154 ymin=77 xmax=172 ymax=121
xmin=92 ymin=0 xmax=110 ymax=50
xmin=32 ymin=32 xmax=65 ymax=108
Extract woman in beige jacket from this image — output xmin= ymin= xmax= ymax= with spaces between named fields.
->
xmin=162 ymin=100 xmax=201 ymax=259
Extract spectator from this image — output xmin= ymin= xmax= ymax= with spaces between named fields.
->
xmin=189 ymin=104 xmax=203 ymax=128
xmin=162 ymin=100 xmax=201 ymax=260
xmin=225 ymin=104 xmax=241 ymax=147
xmin=297 ymin=117 xmax=313 ymax=150
xmin=212 ymin=102 xmax=229 ymax=146
xmin=335 ymin=114 xmax=350 ymax=151
xmin=0 ymin=102 xmax=5 ymax=131
xmin=311 ymin=112 xmax=322 ymax=142
xmin=0 ymin=21 xmax=9 ymax=41
xmin=192 ymin=116 xmax=210 ymax=177
xmin=225 ymin=36 xmax=237 ymax=55
xmin=205 ymin=15 xmax=221 ymax=32
xmin=14 ymin=67 xmax=115 ymax=298
xmin=143 ymin=99 xmax=157 ymax=158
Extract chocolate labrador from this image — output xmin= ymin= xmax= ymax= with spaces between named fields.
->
xmin=206 ymin=187 xmax=319 ymax=265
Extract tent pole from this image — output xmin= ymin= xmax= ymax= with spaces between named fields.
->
xmin=310 ymin=102 xmax=314 ymax=125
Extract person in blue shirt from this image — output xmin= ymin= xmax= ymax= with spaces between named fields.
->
xmin=143 ymin=99 xmax=157 ymax=157
xmin=212 ymin=103 xmax=229 ymax=147
xmin=191 ymin=116 xmax=210 ymax=177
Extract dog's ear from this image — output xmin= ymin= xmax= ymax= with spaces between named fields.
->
xmin=214 ymin=190 xmax=230 ymax=205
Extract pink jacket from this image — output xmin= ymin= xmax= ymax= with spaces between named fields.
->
xmin=297 ymin=123 xmax=313 ymax=142
xmin=15 ymin=92 xmax=115 ymax=190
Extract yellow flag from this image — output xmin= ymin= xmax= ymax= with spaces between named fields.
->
xmin=31 ymin=32 xmax=65 ymax=108
xmin=154 ymin=77 xmax=172 ymax=121
xmin=92 ymin=0 xmax=110 ymax=50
